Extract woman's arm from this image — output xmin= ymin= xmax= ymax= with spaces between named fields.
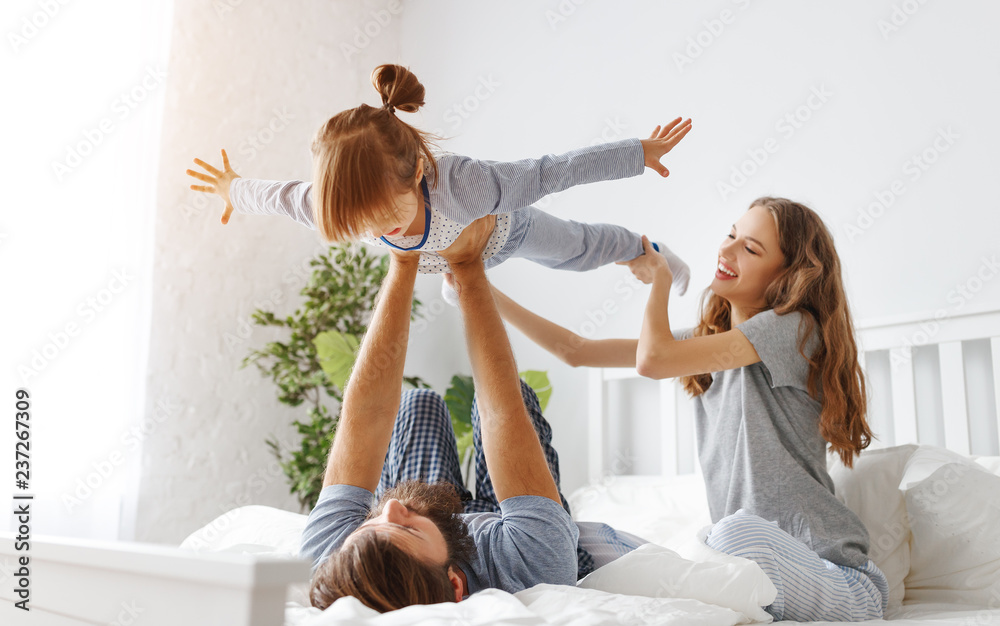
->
xmin=490 ymin=285 xmax=637 ymax=368
xmin=632 ymin=237 xmax=760 ymax=379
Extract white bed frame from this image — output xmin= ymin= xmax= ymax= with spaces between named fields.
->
xmin=588 ymin=306 xmax=1000 ymax=482
xmin=0 ymin=532 xmax=309 ymax=625
xmin=3 ymin=308 xmax=998 ymax=625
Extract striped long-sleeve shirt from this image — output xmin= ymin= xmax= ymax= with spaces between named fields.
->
xmin=229 ymin=137 xmax=645 ymax=273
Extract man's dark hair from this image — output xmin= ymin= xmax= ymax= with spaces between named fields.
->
xmin=309 ymin=481 xmax=476 ymax=612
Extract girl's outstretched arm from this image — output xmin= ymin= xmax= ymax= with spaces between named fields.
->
xmin=632 ymin=236 xmax=760 ymax=379
xmin=187 ymin=149 xmax=315 ymax=229
xmin=436 ymin=118 xmax=691 ymax=224
xmin=489 ymin=284 xmax=637 ymax=368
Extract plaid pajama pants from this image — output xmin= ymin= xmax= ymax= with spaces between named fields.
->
xmin=374 ymin=380 xmax=596 ymax=579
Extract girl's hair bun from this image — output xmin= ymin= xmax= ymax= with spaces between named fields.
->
xmin=371 ymin=64 xmax=425 ymax=114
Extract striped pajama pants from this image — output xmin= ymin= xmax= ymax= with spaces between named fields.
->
xmin=374 ymin=381 xmax=596 ymax=579
xmin=706 ymin=509 xmax=889 ymax=622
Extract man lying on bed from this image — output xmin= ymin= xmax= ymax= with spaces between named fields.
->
xmin=300 ymin=215 xmax=648 ymax=612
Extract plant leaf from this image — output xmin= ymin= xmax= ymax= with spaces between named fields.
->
xmin=444 ymin=374 xmax=475 ymax=437
xmin=314 ymin=330 xmax=360 ymax=392
xmin=519 ymin=370 xmax=552 ymax=412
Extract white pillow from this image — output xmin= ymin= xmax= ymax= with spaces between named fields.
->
xmin=576 ymin=541 xmax=776 ymax=622
xmin=180 ymin=504 xmax=308 ymax=554
xmin=974 ymin=455 xmax=1000 ymax=476
xmin=828 ymin=444 xmax=917 ymax=613
xmin=180 ymin=505 xmax=313 ymax=607
xmin=901 ymin=446 xmax=1000 ymax=606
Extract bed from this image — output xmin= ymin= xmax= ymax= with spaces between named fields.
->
xmin=3 ymin=307 xmax=999 ymax=625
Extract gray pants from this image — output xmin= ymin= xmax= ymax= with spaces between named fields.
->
xmin=487 ymin=206 xmax=645 ymax=271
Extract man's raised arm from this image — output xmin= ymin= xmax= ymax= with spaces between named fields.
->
xmin=322 ymin=252 xmax=420 ymax=492
xmin=440 ymin=219 xmax=562 ymax=505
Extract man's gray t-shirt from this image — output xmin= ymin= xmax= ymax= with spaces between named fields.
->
xmin=677 ymin=309 xmax=870 ymax=568
xmin=299 ymin=484 xmax=580 ymax=596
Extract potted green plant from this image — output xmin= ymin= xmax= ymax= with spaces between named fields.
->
xmin=243 ymin=243 xmax=552 ymax=510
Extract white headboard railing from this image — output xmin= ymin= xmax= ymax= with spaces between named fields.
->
xmin=588 ymin=307 xmax=1000 ymax=483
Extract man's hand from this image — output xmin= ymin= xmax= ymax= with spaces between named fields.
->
xmin=389 ymin=248 xmax=422 ymax=265
xmin=186 ymin=149 xmax=241 ymax=224
xmin=639 ymin=118 xmax=692 ymax=178
xmin=618 ymin=235 xmax=673 ymax=285
xmin=439 ymin=215 xmax=496 ymax=267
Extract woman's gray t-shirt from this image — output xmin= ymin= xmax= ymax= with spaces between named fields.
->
xmin=677 ymin=309 xmax=870 ymax=568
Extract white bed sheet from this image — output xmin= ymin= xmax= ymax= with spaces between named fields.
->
xmin=179 ymin=448 xmax=1000 ymax=625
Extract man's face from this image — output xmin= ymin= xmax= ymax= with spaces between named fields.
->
xmin=353 ymin=498 xmax=449 ymax=565
xmin=344 ymin=481 xmax=474 ymax=571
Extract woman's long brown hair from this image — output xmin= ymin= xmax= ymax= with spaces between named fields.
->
xmin=680 ymin=197 xmax=873 ymax=467
xmin=311 ymin=64 xmax=440 ymax=243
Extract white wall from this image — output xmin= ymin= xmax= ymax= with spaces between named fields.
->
xmin=398 ymin=0 xmax=1000 ymax=492
xmin=136 ymin=0 xmax=466 ymax=544
xmin=136 ymin=0 xmax=1000 ymax=541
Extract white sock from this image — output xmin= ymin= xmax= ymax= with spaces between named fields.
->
xmin=441 ymin=274 xmax=460 ymax=307
xmin=651 ymin=241 xmax=690 ymax=296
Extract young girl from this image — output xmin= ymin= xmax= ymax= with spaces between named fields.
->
xmin=490 ymin=197 xmax=888 ymax=622
xmin=186 ymin=64 xmax=693 ymax=299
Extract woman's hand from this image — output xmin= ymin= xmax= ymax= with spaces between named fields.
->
xmin=186 ymin=149 xmax=241 ymax=224
xmin=639 ymin=117 xmax=692 ymax=177
xmin=618 ymin=235 xmax=673 ymax=285
xmin=439 ymin=215 xmax=496 ymax=267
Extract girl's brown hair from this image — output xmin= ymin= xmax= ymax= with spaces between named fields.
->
xmin=680 ymin=197 xmax=873 ymax=467
xmin=311 ymin=64 xmax=440 ymax=243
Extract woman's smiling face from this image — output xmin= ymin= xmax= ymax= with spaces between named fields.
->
xmin=712 ymin=205 xmax=786 ymax=312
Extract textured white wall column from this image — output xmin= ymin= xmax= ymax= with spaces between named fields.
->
xmin=137 ymin=0 xmax=464 ymax=544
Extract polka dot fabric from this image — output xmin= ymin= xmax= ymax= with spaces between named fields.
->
xmin=362 ymin=211 xmax=513 ymax=274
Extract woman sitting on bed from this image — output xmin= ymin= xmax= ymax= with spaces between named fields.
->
xmin=491 ymin=196 xmax=888 ymax=622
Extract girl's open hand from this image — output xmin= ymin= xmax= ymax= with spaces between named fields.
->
xmin=186 ymin=149 xmax=240 ymax=224
xmin=618 ymin=236 xmax=673 ymax=285
xmin=639 ymin=117 xmax=692 ymax=177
